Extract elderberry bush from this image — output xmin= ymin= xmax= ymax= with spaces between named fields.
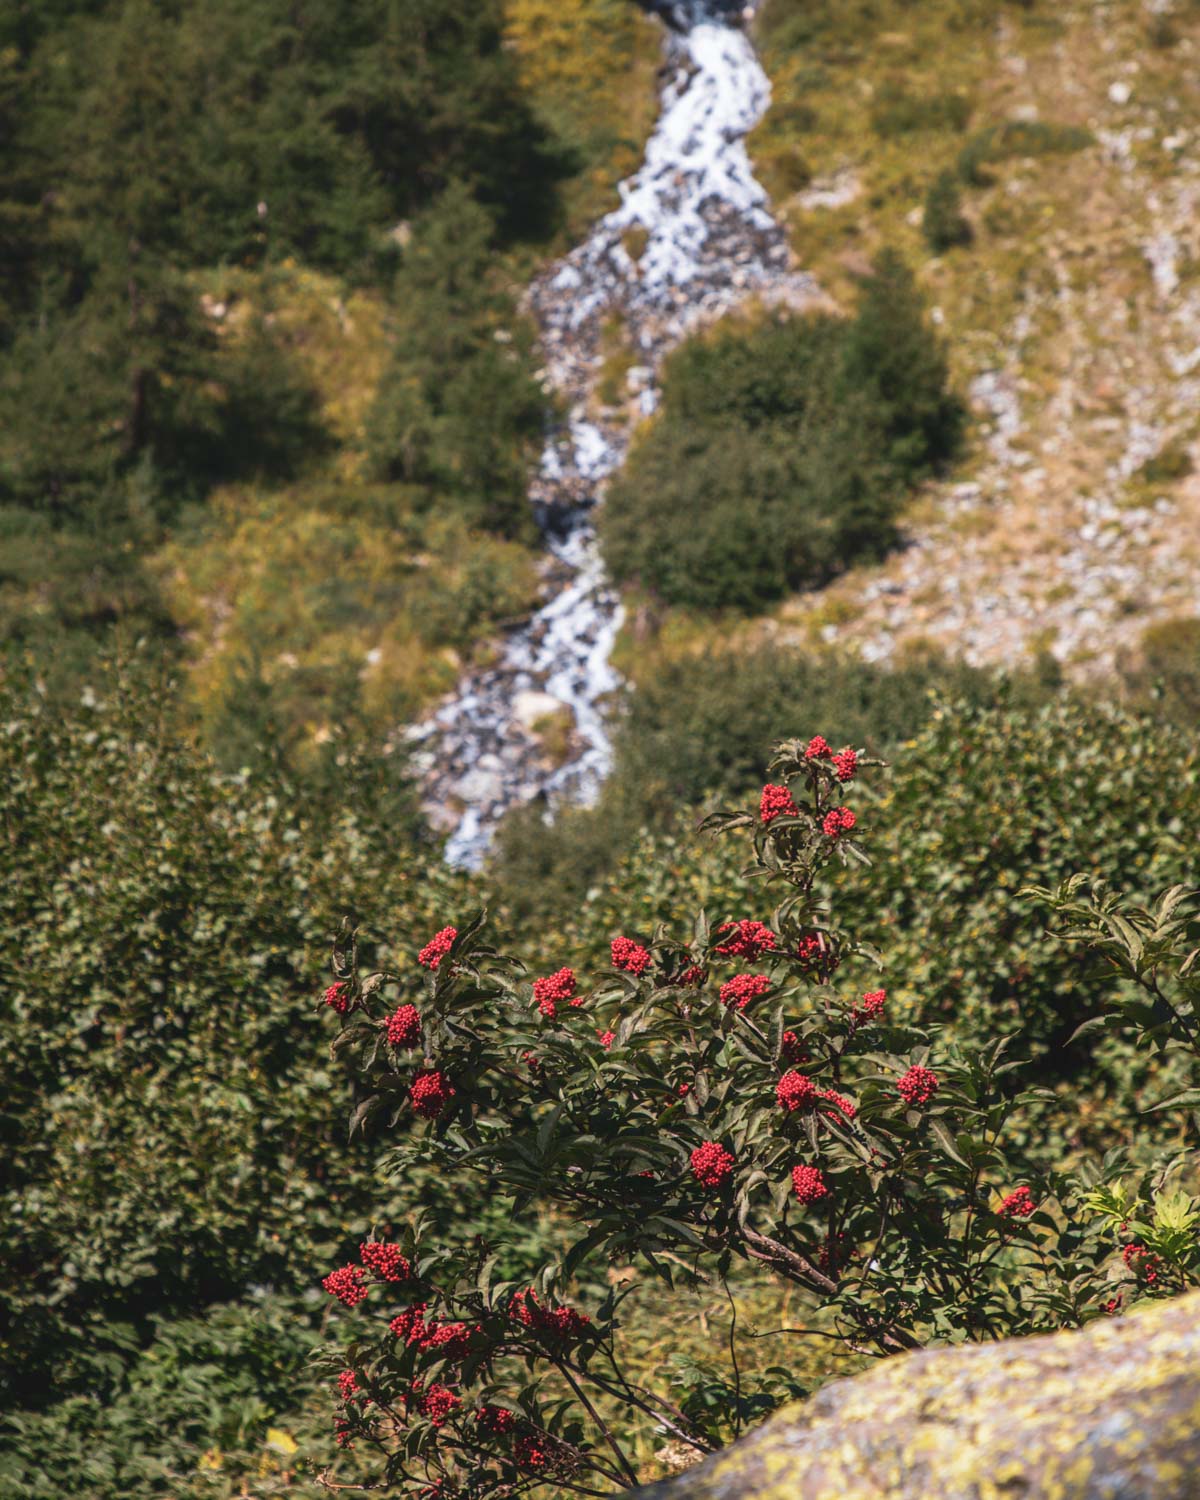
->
xmin=316 ymin=736 xmax=1200 ymax=1494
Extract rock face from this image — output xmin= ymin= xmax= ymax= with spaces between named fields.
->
xmin=630 ymin=1292 xmax=1200 ymax=1499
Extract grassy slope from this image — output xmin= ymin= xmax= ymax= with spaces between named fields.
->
xmin=749 ymin=0 xmax=1200 ymax=675
xmin=617 ymin=0 xmax=1200 ymax=692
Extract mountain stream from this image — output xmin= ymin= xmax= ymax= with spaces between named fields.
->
xmin=407 ymin=0 xmax=816 ymax=866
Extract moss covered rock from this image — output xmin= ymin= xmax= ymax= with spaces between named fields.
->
xmin=633 ymin=1292 xmax=1200 ymax=1498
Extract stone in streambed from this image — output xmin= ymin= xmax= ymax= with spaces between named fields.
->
xmin=628 ymin=1291 xmax=1200 ymax=1498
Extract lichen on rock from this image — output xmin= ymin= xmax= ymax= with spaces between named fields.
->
xmin=630 ymin=1291 xmax=1200 ymax=1498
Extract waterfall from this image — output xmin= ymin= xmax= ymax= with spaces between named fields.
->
xmin=407 ymin=0 xmax=817 ymax=867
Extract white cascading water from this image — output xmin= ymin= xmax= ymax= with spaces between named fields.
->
xmin=407 ymin=0 xmax=817 ymax=867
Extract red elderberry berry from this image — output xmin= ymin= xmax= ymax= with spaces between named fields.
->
xmin=855 ymin=988 xmax=887 ymax=1025
xmin=832 ymin=747 xmax=858 ymax=783
xmin=719 ymin=972 xmax=770 ymax=1011
xmin=715 ymin=919 xmax=778 ymax=960
xmin=337 ymin=1370 xmax=359 ymax=1401
xmin=1122 ymin=1243 xmax=1162 ymax=1285
xmin=597 ymin=1029 xmax=615 ymax=1049
xmin=782 ymin=1029 xmax=811 ymax=1064
xmin=421 ymin=1383 xmax=462 ymax=1427
xmin=897 ymin=1064 xmax=939 ymax=1108
xmin=1101 ymin=1294 xmax=1124 ymax=1316
xmin=324 ymin=982 xmax=349 ymax=1014
xmin=805 ymin=735 xmax=832 ymax=760
xmin=999 ymin=1186 xmax=1036 ymax=1220
xmin=387 ymin=1003 xmax=421 ymax=1049
xmin=418 ymin=926 xmax=457 ymax=970
xmin=514 ymin=1434 xmax=549 ymax=1471
xmin=819 ymin=1088 xmax=857 ymax=1121
xmin=611 ymin=936 xmax=651 ymax=975
xmin=791 ymin=1164 xmax=830 ymax=1205
xmin=360 ymin=1240 xmax=411 ymax=1282
xmin=420 ymin=1321 xmax=475 ymax=1360
xmin=681 ymin=964 xmax=708 ymax=987
xmin=760 ymin=783 xmax=798 ymax=823
xmin=390 ymin=1305 xmax=428 ymax=1345
xmin=776 ymin=1070 xmax=817 ymax=1113
xmin=822 ymin=806 xmax=856 ymax=839
xmin=511 ymin=1289 xmax=590 ymax=1342
xmin=794 ymin=931 xmax=840 ymax=977
xmin=533 ymin=966 xmax=577 ymax=1018
xmin=323 ymin=1264 xmax=369 ymax=1307
xmin=476 ymin=1405 xmax=516 ymax=1435
xmin=690 ymin=1141 xmax=735 ymax=1188
xmin=410 ymin=1069 xmax=455 ymax=1119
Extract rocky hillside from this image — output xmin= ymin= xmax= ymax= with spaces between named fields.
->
xmin=740 ymin=0 xmax=1200 ymax=678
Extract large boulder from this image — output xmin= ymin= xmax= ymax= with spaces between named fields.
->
xmin=632 ymin=1292 xmax=1200 ymax=1499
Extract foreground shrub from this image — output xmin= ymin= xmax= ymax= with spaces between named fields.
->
xmin=599 ymin=253 xmax=964 ymax=612
xmin=318 ymin=734 xmax=1197 ymax=1492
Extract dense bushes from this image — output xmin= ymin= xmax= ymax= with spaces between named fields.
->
xmin=493 ymin=645 xmax=1056 ymax=914
xmin=0 ymin=667 xmax=476 ymax=1414
xmin=600 ymin=254 xmax=964 ymax=611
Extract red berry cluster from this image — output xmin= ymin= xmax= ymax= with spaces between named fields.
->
xmin=791 ymin=1164 xmax=830 ymax=1204
xmin=854 ymin=989 xmax=887 ymax=1025
xmin=597 ymin=1029 xmax=615 ymax=1049
xmin=820 ymin=1088 xmax=857 ymax=1121
xmin=897 ymin=1064 xmax=939 ymax=1108
xmin=418 ymin=926 xmax=457 ymax=970
xmin=781 ymin=1029 xmax=811 ymax=1064
xmin=511 ymin=1289 xmax=591 ymax=1341
xmin=999 ymin=1186 xmax=1036 ymax=1220
xmin=361 ymin=1239 xmax=411 ymax=1282
xmin=759 ymin=783 xmax=798 ymax=823
xmin=690 ymin=1141 xmax=735 ymax=1188
xmin=1101 ymin=1294 xmax=1124 ymax=1316
xmin=714 ymin=919 xmax=777 ymax=960
xmin=421 ymin=1383 xmax=462 ymax=1427
xmin=390 ymin=1304 xmax=428 ymax=1344
xmin=719 ymin=972 xmax=771 ymax=1011
xmin=680 ymin=964 xmax=708 ymax=987
xmin=337 ymin=1369 xmax=360 ymax=1400
xmin=514 ymin=1434 xmax=549 ymax=1471
xmin=794 ymin=932 xmax=839 ymax=977
xmin=776 ymin=1070 xmax=818 ymax=1112
xmin=832 ymin=747 xmax=858 ymax=783
xmin=611 ymin=936 xmax=651 ymax=975
xmin=804 ymin=736 xmax=831 ymax=760
xmin=1121 ymin=1243 xmax=1163 ymax=1285
xmin=323 ymin=1264 xmax=369 ymax=1307
xmin=410 ymin=1069 xmax=455 ymax=1119
xmin=324 ymin=982 xmax=350 ymax=1014
xmin=533 ymin=966 xmax=578 ymax=1018
xmin=475 ymin=1405 xmax=516 ymax=1435
xmin=387 ymin=1002 xmax=422 ymax=1049
xmin=822 ymin=806 xmax=856 ymax=839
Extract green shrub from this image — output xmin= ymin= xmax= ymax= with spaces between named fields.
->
xmin=957 ymin=120 xmax=1093 ymax=186
xmin=1121 ymin=616 xmax=1200 ymax=730
xmin=366 ymin=186 xmax=545 ymax=542
xmin=599 ymin=254 xmax=964 ymax=612
xmin=871 ymin=85 xmax=971 ymax=139
xmin=923 ymin=169 xmax=973 ymax=252
xmin=0 ymin=663 xmax=477 ymax=1411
